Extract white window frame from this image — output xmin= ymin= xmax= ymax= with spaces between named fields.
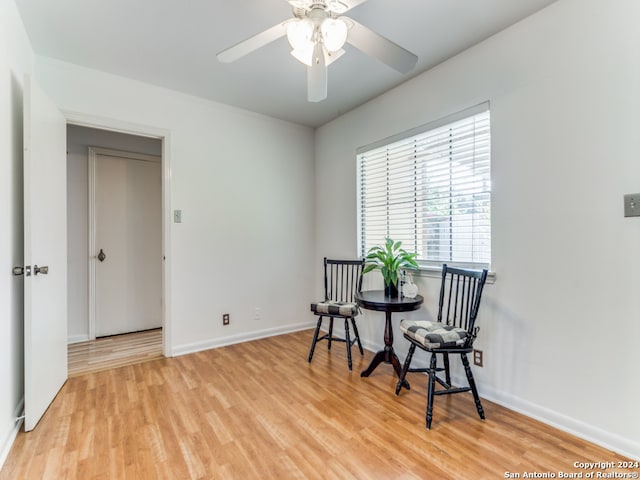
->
xmin=357 ymin=102 xmax=492 ymax=274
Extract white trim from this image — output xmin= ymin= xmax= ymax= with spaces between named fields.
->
xmin=170 ymin=322 xmax=317 ymax=357
xmin=88 ymin=148 xmax=96 ymax=340
xmin=476 ymin=382 xmax=640 ymax=461
xmin=89 ymin=146 xmax=160 ymax=163
xmin=0 ymin=399 xmax=24 ymax=470
xmin=64 ymin=111 xmax=167 ymax=139
xmin=160 ymin=134 xmax=172 ymax=358
xmin=67 ymin=334 xmax=90 ymax=344
xmin=63 ymin=110 xmax=173 ymax=357
xmin=410 ymin=265 xmax=497 ymax=284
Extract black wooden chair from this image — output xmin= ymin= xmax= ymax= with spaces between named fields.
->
xmin=308 ymin=258 xmax=364 ymax=370
xmin=395 ymin=264 xmax=488 ymax=429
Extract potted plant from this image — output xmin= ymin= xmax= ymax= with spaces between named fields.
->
xmin=363 ymin=237 xmax=419 ymax=297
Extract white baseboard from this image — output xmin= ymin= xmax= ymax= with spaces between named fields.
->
xmin=170 ymin=321 xmax=316 ymax=357
xmin=0 ymin=398 xmax=24 ymax=471
xmin=477 ymin=383 xmax=640 ymax=461
xmin=417 ymin=363 xmax=640 ymax=460
xmin=67 ymin=334 xmax=90 ymax=344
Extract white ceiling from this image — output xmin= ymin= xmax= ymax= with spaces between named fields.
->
xmin=15 ymin=0 xmax=557 ymax=128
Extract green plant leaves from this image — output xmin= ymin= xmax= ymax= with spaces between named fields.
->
xmin=363 ymin=237 xmax=419 ymax=286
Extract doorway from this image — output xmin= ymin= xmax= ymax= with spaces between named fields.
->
xmin=66 ymin=124 xmax=164 ymax=366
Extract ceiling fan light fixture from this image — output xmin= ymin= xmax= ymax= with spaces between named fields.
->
xmin=320 ymin=18 xmax=348 ymax=52
xmin=286 ymin=18 xmax=314 ymax=51
xmin=291 ymin=44 xmax=344 ymax=67
xmin=216 ymin=0 xmax=418 ymax=102
xmin=324 ymin=47 xmax=345 ymax=65
xmin=291 ymin=46 xmax=313 ymax=66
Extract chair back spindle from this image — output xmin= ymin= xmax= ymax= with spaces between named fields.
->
xmin=437 ymin=264 xmax=488 ymax=345
xmin=325 ymin=258 xmax=363 ymax=303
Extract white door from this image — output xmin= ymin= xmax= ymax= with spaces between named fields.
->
xmin=91 ymin=149 xmax=162 ymax=337
xmin=23 ymin=75 xmax=68 ymax=432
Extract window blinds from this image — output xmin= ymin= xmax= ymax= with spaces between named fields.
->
xmin=357 ymin=103 xmax=491 ymax=268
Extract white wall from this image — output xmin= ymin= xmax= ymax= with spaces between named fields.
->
xmin=315 ymin=0 xmax=640 ymax=459
xmin=66 ymin=125 xmax=162 ymax=342
xmin=36 ymin=57 xmax=317 ymax=356
xmin=3 ymin=0 xmax=638 ymax=468
xmin=0 ymin=0 xmax=32 ymax=467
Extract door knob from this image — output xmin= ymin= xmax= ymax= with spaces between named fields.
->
xmin=14 ymin=266 xmax=32 ymax=276
xmin=97 ymin=249 xmax=106 ymax=262
xmin=34 ymin=265 xmax=49 ymax=275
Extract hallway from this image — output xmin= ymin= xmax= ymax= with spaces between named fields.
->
xmin=67 ymin=329 xmax=162 ymax=377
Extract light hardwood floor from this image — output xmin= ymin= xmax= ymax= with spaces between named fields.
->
xmin=2 ymin=330 xmax=633 ymax=479
xmin=67 ymin=329 xmax=163 ymax=377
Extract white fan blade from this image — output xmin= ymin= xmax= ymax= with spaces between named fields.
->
xmin=341 ymin=0 xmax=369 ymax=12
xmin=217 ymin=22 xmax=288 ymax=63
xmin=345 ymin=18 xmax=418 ymax=73
xmin=308 ymin=43 xmax=327 ymax=102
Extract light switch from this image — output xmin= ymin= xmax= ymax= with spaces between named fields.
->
xmin=624 ymin=194 xmax=640 ymax=217
xmin=173 ymin=210 xmax=182 ymax=223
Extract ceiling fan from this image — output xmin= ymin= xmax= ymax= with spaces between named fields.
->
xmin=216 ymin=0 xmax=418 ymax=102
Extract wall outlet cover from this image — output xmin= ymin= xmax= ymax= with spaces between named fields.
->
xmin=624 ymin=194 xmax=640 ymax=217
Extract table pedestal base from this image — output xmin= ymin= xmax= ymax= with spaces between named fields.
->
xmin=360 ymin=310 xmax=410 ymax=389
xmin=360 ymin=348 xmax=410 ymax=389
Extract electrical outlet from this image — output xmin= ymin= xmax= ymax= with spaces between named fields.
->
xmin=473 ymin=349 xmax=483 ymax=367
xmin=254 ymin=307 xmax=260 ymax=321
xmin=624 ymin=193 xmax=640 ymax=217
xmin=223 ymin=313 xmax=230 ymax=326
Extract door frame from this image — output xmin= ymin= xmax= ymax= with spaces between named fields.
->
xmin=65 ymin=111 xmax=173 ymax=357
xmin=88 ymin=146 xmax=162 ymax=339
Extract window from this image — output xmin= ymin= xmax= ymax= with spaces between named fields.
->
xmin=357 ymin=103 xmax=491 ymax=269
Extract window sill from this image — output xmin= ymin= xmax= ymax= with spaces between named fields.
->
xmin=408 ymin=265 xmax=497 ymax=285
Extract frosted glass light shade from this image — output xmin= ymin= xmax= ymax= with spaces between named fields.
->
xmin=291 ymin=46 xmax=313 ymax=67
xmin=292 ymin=45 xmax=345 ymax=67
xmin=320 ymin=18 xmax=347 ymax=52
xmin=287 ymin=19 xmax=314 ymax=51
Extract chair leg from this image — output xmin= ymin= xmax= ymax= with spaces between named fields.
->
xmin=426 ymin=353 xmax=438 ymax=430
xmin=344 ymin=319 xmax=353 ymax=370
xmin=443 ymin=352 xmax=451 ymax=387
xmin=350 ymin=318 xmax=364 ymax=355
xmin=395 ymin=343 xmax=416 ymax=395
xmin=461 ymin=353 xmax=485 ymax=421
xmin=327 ymin=317 xmax=334 ymax=350
xmin=308 ymin=317 xmax=323 ymax=363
